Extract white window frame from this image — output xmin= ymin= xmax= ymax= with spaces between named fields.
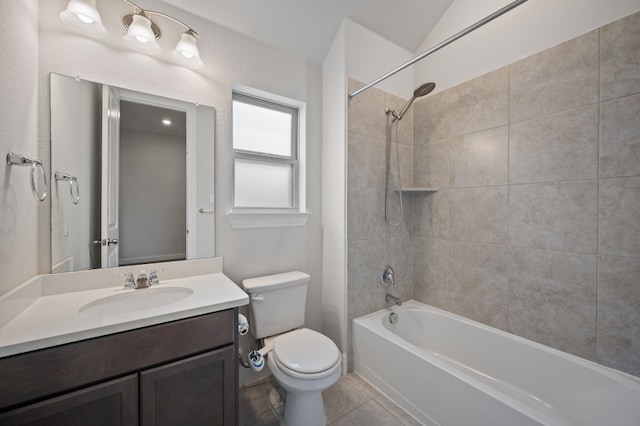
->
xmin=228 ymin=84 xmax=309 ymax=229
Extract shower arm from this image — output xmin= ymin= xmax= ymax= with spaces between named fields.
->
xmin=348 ymin=0 xmax=529 ymax=99
xmin=392 ymin=95 xmax=415 ymax=122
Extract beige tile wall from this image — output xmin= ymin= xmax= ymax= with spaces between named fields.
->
xmin=412 ymin=10 xmax=640 ymax=376
xmin=347 ymin=10 xmax=640 ymax=377
xmin=346 ymin=79 xmax=414 ymax=371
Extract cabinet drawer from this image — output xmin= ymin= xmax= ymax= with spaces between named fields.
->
xmin=0 ymin=310 xmax=234 ymax=410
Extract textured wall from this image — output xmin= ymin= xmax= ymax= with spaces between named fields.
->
xmin=0 ymin=0 xmax=41 ymax=296
xmin=0 ymin=0 xmax=323 ymax=388
xmin=37 ymin=1 xmax=323 ymax=388
xmin=412 ymin=11 xmax=640 ymax=376
xmin=346 ymin=78 xmax=414 ymax=371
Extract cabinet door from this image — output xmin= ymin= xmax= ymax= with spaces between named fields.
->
xmin=0 ymin=374 xmax=138 ymax=426
xmin=140 ymin=347 xmax=236 ymax=426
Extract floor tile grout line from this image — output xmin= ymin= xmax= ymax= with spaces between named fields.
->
xmin=327 ymin=393 xmax=376 ymax=425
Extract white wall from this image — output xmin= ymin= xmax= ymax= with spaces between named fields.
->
xmin=321 ymin=19 xmax=415 ymax=362
xmin=415 ymin=0 xmax=640 ymax=92
xmin=50 ymin=75 xmax=101 ymax=272
xmin=345 ymin=20 xmax=414 ymax=100
xmin=0 ymin=0 xmax=41 ymax=296
xmin=322 ymin=23 xmax=348 ymax=356
xmin=0 ymin=0 xmax=323 ymax=386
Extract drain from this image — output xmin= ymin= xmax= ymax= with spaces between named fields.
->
xmin=389 ymin=312 xmax=398 ymax=324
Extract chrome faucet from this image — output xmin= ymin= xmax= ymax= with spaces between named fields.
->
xmin=385 ymin=293 xmax=402 ymax=306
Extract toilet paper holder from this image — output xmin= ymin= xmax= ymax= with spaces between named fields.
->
xmin=238 ymin=314 xmax=249 ymax=335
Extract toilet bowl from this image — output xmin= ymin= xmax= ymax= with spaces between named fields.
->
xmin=242 ymin=272 xmax=342 ymax=426
xmin=267 ymin=328 xmax=341 ymax=426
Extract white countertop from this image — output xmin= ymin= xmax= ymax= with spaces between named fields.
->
xmin=0 ymin=258 xmax=248 ymax=358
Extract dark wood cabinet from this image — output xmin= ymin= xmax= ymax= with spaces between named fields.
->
xmin=0 ymin=375 xmax=138 ymax=426
xmin=141 ymin=347 xmax=235 ymax=426
xmin=0 ymin=309 xmax=238 ymax=426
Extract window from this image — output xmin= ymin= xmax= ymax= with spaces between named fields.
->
xmin=230 ymin=89 xmax=308 ymax=228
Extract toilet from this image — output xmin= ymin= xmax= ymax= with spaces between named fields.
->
xmin=242 ymin=271 xmax=341 ymax=426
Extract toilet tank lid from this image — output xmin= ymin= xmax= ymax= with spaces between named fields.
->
xmin=242 ymin=271 xmax=310 ymax=293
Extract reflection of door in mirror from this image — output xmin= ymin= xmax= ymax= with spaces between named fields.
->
xmin=50 ymin=74 xmax=215 ymax=273
xmin=101 ymin=85 xmax=120 ymax=268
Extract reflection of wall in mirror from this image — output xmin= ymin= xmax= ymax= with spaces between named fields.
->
xmin=50 ymin=75 xmax=101 ymax=272
xmin=119 ymin=126 xmax=187 ymax=265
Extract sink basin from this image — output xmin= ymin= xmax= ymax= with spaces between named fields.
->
xmin=79 ymin=287 xmax=194 ymax=316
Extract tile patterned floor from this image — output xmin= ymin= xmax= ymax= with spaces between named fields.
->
xmin=239 ymin=372 xmax=422 ymax=426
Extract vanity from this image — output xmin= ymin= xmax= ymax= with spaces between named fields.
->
xmin=0 ymin=258 xmax=248 ymax=425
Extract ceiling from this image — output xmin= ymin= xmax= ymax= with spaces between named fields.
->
xmin=121 ymin=101 xmax=186 ymax=138
xmin=161 ymin=0 xmax=456 ymax=64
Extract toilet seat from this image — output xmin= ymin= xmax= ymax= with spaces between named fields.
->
xmin=272 ymin=328 xmax=341 ymax=379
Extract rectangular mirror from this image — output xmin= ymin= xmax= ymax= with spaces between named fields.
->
xmin=50 ymin=73 xmax=215 ymax=273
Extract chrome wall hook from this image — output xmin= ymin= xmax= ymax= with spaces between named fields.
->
xmin=6 ymin=152 xmax=48 ymax=202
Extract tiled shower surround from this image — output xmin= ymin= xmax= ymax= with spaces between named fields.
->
xmin=347 ymin=10 xmax=640 ymax=376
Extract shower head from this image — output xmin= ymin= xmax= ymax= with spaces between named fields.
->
xmin=413 ymin=82 xmax=436 ymax=98
xmin=391 ymin=81 xmax=436 ymax=123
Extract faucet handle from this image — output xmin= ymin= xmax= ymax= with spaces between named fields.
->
xmin=149 ymin=269 xmax=165 ymax=285
xmin=115 ymin=272 xmax=135 ymax=289
xmin=380 ymin=265 xmax=395 ymax=287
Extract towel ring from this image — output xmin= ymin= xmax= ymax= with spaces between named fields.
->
xmin=7 ymin=152 xmax=48 ymax=202
xmin=55 ymin=172 xmax=80 ymax=204
xmin=30 ymin=161 xmax=47 ymax=202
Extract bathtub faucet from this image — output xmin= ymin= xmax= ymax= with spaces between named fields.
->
xmin=385 ymin=293 xmax=402 ymax=306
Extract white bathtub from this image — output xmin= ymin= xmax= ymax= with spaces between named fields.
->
xmin=353 ymin=300 xmax=640 ymax=426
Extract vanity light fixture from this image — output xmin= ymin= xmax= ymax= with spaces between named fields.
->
xmin=59 ymin=0 xmax=204 ymax=69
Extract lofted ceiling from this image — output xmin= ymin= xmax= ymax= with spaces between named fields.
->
xmin=161 ymin=0 xmax=456 ymax=64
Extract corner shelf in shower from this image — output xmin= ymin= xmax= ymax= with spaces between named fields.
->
xmin=394 ymin=187 xmax=438 ymax=193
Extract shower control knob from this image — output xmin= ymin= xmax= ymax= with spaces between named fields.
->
xmin=380 ymin=265 xmax=395 ymax=287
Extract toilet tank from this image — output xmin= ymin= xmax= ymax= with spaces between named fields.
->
xmin=241 ymin=271 xmax=310 ymax=339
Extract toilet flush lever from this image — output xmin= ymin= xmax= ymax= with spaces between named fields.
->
xmin=251 ymin=294 xmax=264 ymax=301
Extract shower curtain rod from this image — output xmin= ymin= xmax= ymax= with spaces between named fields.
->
xmin=348 ymin=0 xmax=529 ymax=99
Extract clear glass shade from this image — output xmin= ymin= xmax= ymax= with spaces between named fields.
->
xmin=171 ymin=32 xmax=203 ymax=69
xmin=59 ymin=0 xmax=107 ymax=37
xmin=122 ymin=14 xmax=161 ymax=54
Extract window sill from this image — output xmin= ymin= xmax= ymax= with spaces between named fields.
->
xmin=227 ymin=211 xmax=311 ymax=229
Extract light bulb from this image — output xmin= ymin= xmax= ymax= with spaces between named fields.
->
xmin=76 ymin=13 xmax=94 ymax=24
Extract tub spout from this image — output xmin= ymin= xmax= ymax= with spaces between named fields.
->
xmin=385 ymin=293 xmax=402 ymax=306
